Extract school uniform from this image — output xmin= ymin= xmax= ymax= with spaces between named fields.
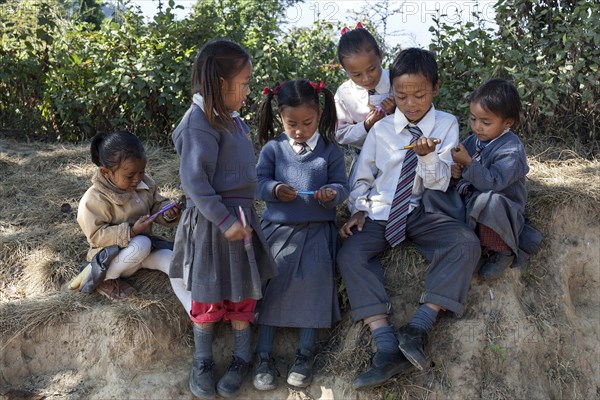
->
xmin=255 ymin=133 xmax=349 ymax=328
xmin=422 ymin=131 xmax=542 ymax=266
xmin=337 ymin=106 xmax=481 ymax=321
xmin=170 ymin=95 xmax=277 ymax=322
xmin=335 ymin=68 xmax=393 ymax=149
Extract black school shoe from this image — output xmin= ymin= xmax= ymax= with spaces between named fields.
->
xmin=189 ymin=358 xmax=216 ymax=399
xmin=479 ymin=251 xmax=515 ymax=280
xmin=253 ymin=352 xmax=278 ymax=391
xmin=396 ymin=324 xmax=429 ymax=370
xmin=287 ymin=349 xmax=314 ymax=388
xmin=352 ymin=350 xmax=413 ymax=390
xmin=216 ymin=356 xmax=250 ymax=398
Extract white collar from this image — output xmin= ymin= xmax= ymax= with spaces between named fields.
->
xmin=192 ymin=93 xmax=240 ymax=118
xmin=288 ymin=132 xmax=321 ymax=151
xmin=394 ymin=104 xmax=437 ymax=137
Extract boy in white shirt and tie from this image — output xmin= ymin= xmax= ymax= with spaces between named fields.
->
xmin=337 ymin=48 xmax=481 ymax=390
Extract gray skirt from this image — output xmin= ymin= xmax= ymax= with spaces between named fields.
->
xmin=422 ymin=188 xmax=542 ymax=267
xmin=256 ymin=220 xmax=341 ymax=328
xmin=170 ymin=203 xmax=277 ymax=304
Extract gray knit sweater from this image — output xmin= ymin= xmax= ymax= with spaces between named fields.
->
xmin=256 ymin=133 xmax=349 ymax=224
xmin=172 ymin=104 xmax=256 ymax=232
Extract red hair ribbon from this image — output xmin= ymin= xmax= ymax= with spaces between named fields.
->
xmin=340 ymin=22 xmax=364 ymax=35
xmin=310 ymin=81 xmax=326 ymax=94
xmin=262 ymin=85 xmax=280 ymax=96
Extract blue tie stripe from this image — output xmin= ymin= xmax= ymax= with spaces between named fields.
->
xmin=384 ymin=125 xmax=423 ymax=247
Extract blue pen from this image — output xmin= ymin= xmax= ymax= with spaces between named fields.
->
xmin=297 ymin=191 xmax=315 ymax=196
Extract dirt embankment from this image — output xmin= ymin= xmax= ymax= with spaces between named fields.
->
xmin=1 ymin=139 xmax=598 ymax=399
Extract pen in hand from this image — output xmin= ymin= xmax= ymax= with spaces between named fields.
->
xmin=149 ymin=201 xmax=177 ymax=219
xmin=237 ymin=206 xmax=252 ymax=251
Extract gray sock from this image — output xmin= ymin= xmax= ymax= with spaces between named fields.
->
xmin=408 ymin=304 xmax=438 ymax=333
xmin=255 ymin=324 xmax=276 ymax=354
xmin=298 ymin=328 xmax=316 ymax=354
xmin=193 ymin=324 xmax=214 ymax=361
xmin=233 ymin=326 xmax=252 ymax=363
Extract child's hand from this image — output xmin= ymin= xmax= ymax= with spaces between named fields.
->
xmin=275 ymin=183 xmax=297 ymax=202
xmin=131 ymin=214 xmax=156 ymax=237
xmin=340 ymin=211 xmax=366 ymax=239
xmin=224 ymin=220 xmax=253 ymax=242
xmin=451 ymin=163 xmax=464 ymax=179
xmin=163 ymin=204 xmax=181 ymax=220
xmin=364 ymin=108 xmax=385 ymax=131
xmin=451 ymin=144 xmax=472 ymax=166
xmin=380 ymin=97 xmax=396 ymax=116
xmin=412 ymin=137 xmax=441 ymax=156
xmin=314 ymin=187 xmax=337 ymax=203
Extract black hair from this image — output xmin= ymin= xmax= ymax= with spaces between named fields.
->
xmin=468 ymin=78 xmax=521 ymax=125
xmin=258 ymin=79 xmax=337 ymax=145
xmin=337 ymin=27 xmax=382 ymax=68
xmin=191 ymin=38 xmax=251 ymax=129
xmin=90 ymin=131 xmax=145 ymax=170
xmin=390 ymin=48 xmax=438 ymax=88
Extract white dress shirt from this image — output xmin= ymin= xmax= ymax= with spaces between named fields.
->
xmin=334 ymin=69 xmax=393 ymax=149
xmin=348 ymin=105 xmax=459 ymax=219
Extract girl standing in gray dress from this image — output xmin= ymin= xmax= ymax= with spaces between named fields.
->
xmin=170 ymin=39 xmax=277 ymax=399
xmin=252 ymin=79 xmax=349 ymax=390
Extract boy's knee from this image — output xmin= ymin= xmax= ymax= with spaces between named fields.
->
xmin=336 ymin=244 xmax=356 ymax=271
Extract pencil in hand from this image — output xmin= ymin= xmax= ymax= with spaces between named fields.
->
xmin=237 ymin=206 xmax=252 ymax=252
xmin=403 ymin=138 xmax=441 ymax=149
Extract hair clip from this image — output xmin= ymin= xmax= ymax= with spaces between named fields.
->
xmin=341 ymin=22 xmax=365 ymax=35
xmin=310 ymin=81 xmax=326 ymax=94
xmin=262 ymin=85 xmax=280 ymax=96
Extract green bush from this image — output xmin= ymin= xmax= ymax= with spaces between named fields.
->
xmin=40 ymin=9 xmax=192 ymax=142
xmin=429 ymin=0 xmax=599 ymax=149
xmin=1 ymin=0 xmax=598 ymax=152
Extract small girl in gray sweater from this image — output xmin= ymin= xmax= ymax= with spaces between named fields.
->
xmin=253 ymin=79 xmax=349 ymax=390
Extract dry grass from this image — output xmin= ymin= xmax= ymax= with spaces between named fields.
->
xmin=1 ymin=138 xmax=599 ymax=398
xmin=0 ymin=138 xmax=188 ymax=346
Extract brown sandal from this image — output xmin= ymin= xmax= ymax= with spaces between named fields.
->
xmin=96 ymin=279 xmax=137 ymax=299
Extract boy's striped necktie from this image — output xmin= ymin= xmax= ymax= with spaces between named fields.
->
xmin=384 ymin=125 xmax=422 ymax=247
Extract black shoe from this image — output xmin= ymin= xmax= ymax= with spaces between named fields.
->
xmin=189 ymin=358 xmax=215 ymax=399
xmin=252 ymin=352 xmax=278 ymax=391
xmin=352 ymin=350 xmax=413 ymax=390
xmin=397 ymin=324 xmax=428 ymax=370
xmin=216 ymin=356 xmax=250 ymax=398
xmin=287 ymin=349 xmax=314 ymax=388
xmin=479 ymin=251 xmax=514 ymax=280
xmin=475 ymin=253 xmax=488 ymax=273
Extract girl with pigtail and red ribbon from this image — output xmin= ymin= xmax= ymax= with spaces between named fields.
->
xmin=252 ymin=79 xmax=349 ymax=391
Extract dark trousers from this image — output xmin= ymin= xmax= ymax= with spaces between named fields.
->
xmin=337 ymin=205 xmax=481 ymax=321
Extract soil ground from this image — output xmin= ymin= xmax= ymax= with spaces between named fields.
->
xmin=0 ymin=138 xmax=598 ymax=399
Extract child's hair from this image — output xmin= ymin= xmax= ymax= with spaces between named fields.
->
xmin=337 ymin=26 xmax=382 ymax=68
xmin=468 ymin=78 xmax=521 ymax=125
xmin=191 ymin=38 xmax=251 ymax=129
xmin=258 ymin=79 xmax=337 ymax=145
xmin=390 ymin=48 xmax=438 ymax=88
xmin=91 ymin=131 xmax=145 ymax=170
